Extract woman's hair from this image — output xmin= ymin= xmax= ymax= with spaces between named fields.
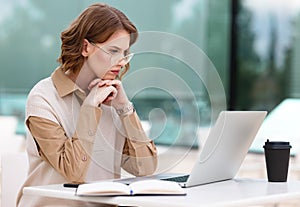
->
xmin=57 ymin=3 xmax=138 ymax=78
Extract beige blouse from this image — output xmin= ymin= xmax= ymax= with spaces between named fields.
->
xmin=17 ymin=67 xmax=157 ymax=207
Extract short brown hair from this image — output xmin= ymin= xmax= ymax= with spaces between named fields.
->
xmin=57 ymin=3 xmax=138 ymax=78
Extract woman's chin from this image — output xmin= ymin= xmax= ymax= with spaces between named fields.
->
xmin=101 ymin=73 xmax=117 ymax=80
xmin=102 ymin=101 xmax=112 ymax=106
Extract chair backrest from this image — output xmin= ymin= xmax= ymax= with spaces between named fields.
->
xmin=1 ymin=152 xmax=28 ymax=207
xmin=0 ymin=116 xmax=26 ymax=162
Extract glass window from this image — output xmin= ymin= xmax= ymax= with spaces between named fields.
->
xmin=234 ymin=0 xmax=300 ymax=111
xmin=0 ymin=0 xmax=230 ymax=149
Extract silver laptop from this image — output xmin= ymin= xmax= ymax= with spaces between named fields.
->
xmin=160 ymin=111 xmax=267 ymax=187
xmin=117 ymin=111 xmax=267 ymax=188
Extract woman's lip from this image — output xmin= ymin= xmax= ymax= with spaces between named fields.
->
xmin=111 ymin=70 xmax=120 ymax=75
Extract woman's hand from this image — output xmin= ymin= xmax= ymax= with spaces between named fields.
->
xmin=84 ymin=78 xmax=131 ymax=110
xmin=107 ymin=79 xmax=131 ymax=109
xmin=83 ymin=79 xmax=118 ymax=107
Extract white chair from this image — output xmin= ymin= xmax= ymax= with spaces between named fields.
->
xmin=250 ymin=98 xmax=300 ymax=156
xmin=1 ymin=152 xmax=28 ymax=207
xmin=0 ymin=116 xmax=26 ymax=161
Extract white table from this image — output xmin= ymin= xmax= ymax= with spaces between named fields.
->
xmin=23 ymin=178 xmax=300 ymax=207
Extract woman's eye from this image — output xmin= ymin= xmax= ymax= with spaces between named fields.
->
xmin=109 ymin=49 xmax=121 ymax=55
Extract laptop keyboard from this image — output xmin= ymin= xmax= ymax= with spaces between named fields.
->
xmin=161 ymin=175 xmax=190 ymax=183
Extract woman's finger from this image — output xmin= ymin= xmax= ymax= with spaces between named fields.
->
xmin=108 ymin=79 xmax=121 ymax=89
xmin=88 ymin=78 xmax=103 ymax=90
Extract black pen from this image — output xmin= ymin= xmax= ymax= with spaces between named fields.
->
xmin=63 ymin=183 xmax=79 ymax=188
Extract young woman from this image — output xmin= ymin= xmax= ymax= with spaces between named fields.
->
xmin=17 ymin=3 xmax=157 ymax=207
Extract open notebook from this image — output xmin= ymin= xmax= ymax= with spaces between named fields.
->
xmin=76 ymin=179 xmax=186 ymax=196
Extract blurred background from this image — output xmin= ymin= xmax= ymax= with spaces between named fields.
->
xmin=1 ymin=0 xmax=300 ymax=147
xmin=1 ymin=0 xmax=300 ymax=206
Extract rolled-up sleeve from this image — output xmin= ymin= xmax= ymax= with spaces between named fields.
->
xmin=121 ymin=111 xmax=158 ymax=176
xmin=26 ymin=105 xmax=102 ymax=183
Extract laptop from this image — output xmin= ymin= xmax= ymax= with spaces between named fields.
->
xmin=117 ymin=111 xmax=267 ymax=188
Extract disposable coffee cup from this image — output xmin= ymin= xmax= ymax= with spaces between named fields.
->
xmin=263 ymin=139 xmax=291 ymax=182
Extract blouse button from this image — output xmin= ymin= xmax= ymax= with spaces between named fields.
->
xmin=82 ymin=155 xmax=87 ymax=161
xmin=88 ymin=129 xmax=95 ymax=136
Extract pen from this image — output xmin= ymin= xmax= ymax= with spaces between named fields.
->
xmin=63 ymin=183 xmax=79 ymax=188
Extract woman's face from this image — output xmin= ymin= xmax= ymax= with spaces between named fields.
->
xmin=85 ymin=30 xmax=131 ymax=80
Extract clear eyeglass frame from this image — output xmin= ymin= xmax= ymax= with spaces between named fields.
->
xmin=90 ymin=42 xmax=134 ymax=65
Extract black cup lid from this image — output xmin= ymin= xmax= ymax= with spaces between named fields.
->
xmin=263 ymin=139 xmax=291 ymax=149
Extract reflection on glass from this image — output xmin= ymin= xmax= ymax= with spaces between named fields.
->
xmin=0 ymin=0 xmax=230 ymax=147
xmin=236 ymin=0 xmax=300 ymax=111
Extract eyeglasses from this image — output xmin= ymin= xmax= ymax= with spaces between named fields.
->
xmin=90 ymin=42 xmax=134 ymax=65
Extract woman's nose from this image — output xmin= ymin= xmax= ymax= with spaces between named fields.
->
xmin=118 ymin=57 xmax=127 ymax=67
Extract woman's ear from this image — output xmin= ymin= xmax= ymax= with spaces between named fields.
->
xmin=82 ymin=39 xmax=90 ymax=57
